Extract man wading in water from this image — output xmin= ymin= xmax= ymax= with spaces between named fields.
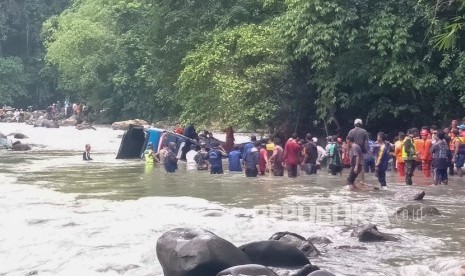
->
xmin=347 ymin=118 xmax=369 ymax=183
xmin=347 ymin=136 xmax=362 ymax=191
xmin=83 ymin=144 xmax=93 ymax=161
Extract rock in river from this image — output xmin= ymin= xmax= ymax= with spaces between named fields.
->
xmin=393 ymin=188 xmax=425 ymax=201
xmin=395 ymin=204 xmax=440 ymax=219
xmin=156 ymin=228 xmax=250 ymax=276
xmin=239 ymin=240 xmax=310 ymax=267
xmin=111 ymin=119 xmax=148 ymax=130
xmin=351 ymin=224 xmax=398 ymax=242
xmin=269 ymin=232 xmax=320 ymax=257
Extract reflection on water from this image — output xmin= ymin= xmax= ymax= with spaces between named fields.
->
xmin=0 ymin=123 xmax=464 ymax=276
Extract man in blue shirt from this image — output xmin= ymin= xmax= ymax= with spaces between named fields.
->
xmin=243 ymin=141 xmax=260 ymax=177
xmin=208 ymin=142 xmax=227 ymax=174
xmin=228 ymin=146 xmax=242 ymax=172
xmin=243 ymin=135 xmax=257 ymax=156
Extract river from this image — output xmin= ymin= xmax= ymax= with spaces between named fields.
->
xmin=0 ymin=123 xmax=463 ymax=276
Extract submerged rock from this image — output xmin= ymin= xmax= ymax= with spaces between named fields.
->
xmin=239 ymin=240 xmax=310 ymax=267
xmin=76 ymin=123 xmax=96 ymax=130
xmin=351 ymin=224 xmax=398 ymax=242
xmin=308 ymin=271 xmax=336 ymax=276
xmin=12 ymin=141 xmax=31 ymax=151
xmin=13 ymin=133 xmax=28 ymax=139
xmin=269 ymin=232 xmax=320 ymax=257
xmin=393 ymin=188 xmax=425 ymax=201
xmin=307 ymin=236 xmax=332 ymax=245
xmin=156 ymin=228 xmax=250 ymax=276
xmin=217 ymin=264 xmax=278 ymax=276
xmin=333 ymin=245 xmax=368 ymax=250
xmin=395 ymin=204 xmax=440 ymax=219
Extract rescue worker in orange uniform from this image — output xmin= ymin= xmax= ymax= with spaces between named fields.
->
xmin=418 ymin=129 xmax=432 ymax=177
xmin=394 ymin=132 xmax=406 ymax=177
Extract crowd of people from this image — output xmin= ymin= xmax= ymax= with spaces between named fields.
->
xmin=142 ymin=117 xmax=465 ymax=191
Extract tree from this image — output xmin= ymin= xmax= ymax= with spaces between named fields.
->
xmin=0 ymin=57 xmax=28 ymax=105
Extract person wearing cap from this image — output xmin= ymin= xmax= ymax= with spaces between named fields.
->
xmin=164 ymin=142 xmax=178 ymax=173
xmin=347 ymin=119 xmax=370 ymax=154
xmin=375 ymin=132 xmax=391 ymax=189
xmin=418 ymin=129 xmax=433 ymax=177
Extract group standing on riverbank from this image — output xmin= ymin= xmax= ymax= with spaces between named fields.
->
xmin=145 ymin=117 xmax=464 ymax=190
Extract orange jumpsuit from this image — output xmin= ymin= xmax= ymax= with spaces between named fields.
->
xmin=417 ymin=138 xmax=432 ymax=177
xmin=394 ymin=140 xmax=405 ymax=177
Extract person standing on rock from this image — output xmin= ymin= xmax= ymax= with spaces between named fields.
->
xmin=83 ymin=144 xmax=93 ymax=161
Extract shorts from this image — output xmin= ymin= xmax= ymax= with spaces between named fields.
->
xmin=433 ymin=168 xmax=448 ymax=182
xmin=210 ymin=166 xmax=224 ymax=174
xmin=455 ymin=154 xmax=465 ymax=168
xmin=347 ymin=166 xmax=361 ymax=185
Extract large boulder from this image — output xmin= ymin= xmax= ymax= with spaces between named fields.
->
xmin=351 ymin=224 xmax=398 ymax=242
xmin=239 ymin=240 xmax=310 ymax=267
xmin=269 ymin=232 xmax=320 ymax=257
xmin=34 ymin=118 xmax=59 ymax=128
xmin=60 ymin=116 xmax=79 ymax=126
xmin=393 ymin=188 xmax=425 ymax=201
xmin=12 ymin=141 xmax=31 ymax=151
xmin=156 ymin=228 xmax=250 ymax=276
xmin=217 ymin=264 xmax=278 ymax=276
xmin=12 ymin=133 xmax=28 ymax=139
xmin=395 ymin=204 xmax=440 ymax=219
xmin=111 ymin=119 xmax=148 ymax=130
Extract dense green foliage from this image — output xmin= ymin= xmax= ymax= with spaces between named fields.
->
xmin=0 ymin=0 xmax=69 ymax=107
xmin=3 ymin=0 xmax=465 ymax=134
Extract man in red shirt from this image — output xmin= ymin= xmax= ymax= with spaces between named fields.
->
xmin=283 ymin=133 xmax=302 ymax=178
xmin=174 ymin=122 xmax=183 ymax=135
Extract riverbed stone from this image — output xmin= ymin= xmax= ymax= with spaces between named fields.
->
xmin=307 ymin=236 xmax=332 ymax=245
xmin=11 ymin=141 xmax=31 ymax=151
xmin=334 ymin=245 xmax=368 ymax=250
xmin=239 ymin=240 xmax=310 ymax=267
xmin=216 ymin=264 xmax=278 ymax=276
xmin=76 ymin=123 xmax=96 ymax=130
xmin=308 ymin=271 xmax=336 ymax=276
xmin=393 ymin=188 xmax=425 ymax=201
xmin=111 ymin=119 xmax=148 ymax=130
xmin=60 ymin=116 xmax=79 ymax=126
xmin=395 ymin=204 xmax=440 ymax=219
xmin=156 ymin=228 xmax=250 ymax=276
xmin=269 ymin=232 xmax=320 ymax=257
xmin=351 ymin=224 xmax=398 ymax=242
xmin=13 ymin=133 xmax=28 ymax=139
